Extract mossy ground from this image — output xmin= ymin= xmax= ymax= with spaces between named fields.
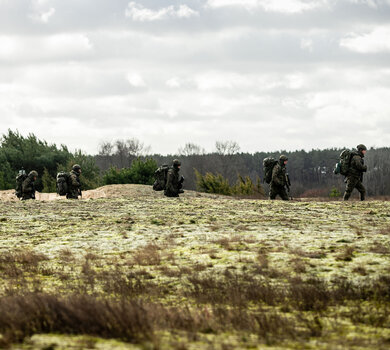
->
xmin=0 ymin=185 xmax=389 ymax=349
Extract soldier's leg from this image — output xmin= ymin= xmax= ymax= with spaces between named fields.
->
xmin=269 ymin=185 xmax=277 ymax=200
xmin=343 ymin=177 xmax=358 ymax=201
xmin=355 ymin=181 xmax=366 ymax=201
xmin=279 ymin=187 xmax=289 ymax=201
xmin=66 ymin=191 xmax=79 ymax=200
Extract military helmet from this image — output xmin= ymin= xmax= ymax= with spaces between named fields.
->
xmin=172 ymin=159 xmax=181 ymax=167
xmin=29 ymin=170 xmax=38 ymax=177
xmin=357 ymin=144 xmax=367 ymax=151
xmin=279 ymin=155 xmax=288 ymax=162
xmin=72 ymin=164 xmax=81 ymax=172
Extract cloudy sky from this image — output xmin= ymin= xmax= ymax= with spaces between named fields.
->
xmin=0 ymin=0 xmax=389 ymax=155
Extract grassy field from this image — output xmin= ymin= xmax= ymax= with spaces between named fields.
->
xmin=0 ymin=185 xmax=389 ymax=349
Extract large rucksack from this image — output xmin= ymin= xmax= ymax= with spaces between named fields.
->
xmin=153 ymin=165 xmax=170 ymax=191
xmin=15 ymin=171 xmax=28 ymax=198
xmin=334 ymin=150 xmax=356 ymax=176
xmin=56 ymin=172 xmax=70 ymax=196
xmin=263 ymin=157 xmax=278 ymax=184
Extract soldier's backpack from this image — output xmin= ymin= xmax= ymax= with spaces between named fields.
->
xmin=263 ymin=157 xmax=278 ymax=184
xmin=56 ymin=172 xmax=70 ymax=196
xmin=334 ymin=150 xmax=355 ymax=176
xmin=153 ymin=164 xmax=170 ymax=191
xmin=15 ymin=172 xmax=27 ymax=198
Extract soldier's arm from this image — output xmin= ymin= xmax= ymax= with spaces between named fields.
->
xmin=352 ymin=155 xmax=367 ymax=172
xmin=22 ymin=179 xmax=32 ymax=194
xmin=70 ymin=174 xmax=79 ymax=187
xmin=271 ymin=165 xmax=283 ymax=186
xmin=166 ymin=170 xmax=176 ymax=193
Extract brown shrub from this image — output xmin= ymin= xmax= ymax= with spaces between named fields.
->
xmin=0 ymin=250 xmax=48 ymax=266
xmin=299 ymin=188 xmax=330 ymax=198
xmin=369 ymin=242 xmax=390 ymax=255
xmin=291 ymin=248 xmax=326 ymax=259
xmin=0 ymin=293 xmax=153 ymax=347
xmin=132 ymin=244 xmax=161 ymax=266
xmin=58 ymin=248 xmax=75 ymax=263
xmin=186 ymin=271 xmax=282 ymax=306
xmin=290 ymin=257 xmax=307 ymax=274
xmin=288 ymin=277 xmax=331 ymax=311
xmin=352 ymin=265 xmax=368 ymax=276
xmin=336 ymin=246 xmax=355 ymax=261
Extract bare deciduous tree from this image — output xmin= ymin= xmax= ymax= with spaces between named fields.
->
xmin=114 ymin=138 xmax=152 ymax=167
xmin=115 ymin=140 xmax=128 ymax=168
xmin=98 ymin=141 xmax=114 ymax=156
xmin=178 ymin=143 xmax=206 ymax=156
xmin=215 ymin=140 xmax=240 ymax=155
xmin=125 ymin=138 xmax=151 ymax=157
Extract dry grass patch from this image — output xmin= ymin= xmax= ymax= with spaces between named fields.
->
xmin=132 ymin=244 xmax=161 ymax=266
xmin=336 ymin=246 xmax=355 ymax=262
xmin=369 ymin=242 xmax=390 ymax=255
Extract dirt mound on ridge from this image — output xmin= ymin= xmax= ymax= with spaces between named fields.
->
xmin=0 ymin=184 xmax=222 ymax=202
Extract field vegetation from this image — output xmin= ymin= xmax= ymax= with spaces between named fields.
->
xmin=0 ymin=185 xmax=389 ymax=349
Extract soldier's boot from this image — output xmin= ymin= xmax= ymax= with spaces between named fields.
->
xmin=280 ymin=192 xmax=289 ymax=201
xmin=360 ymin=192 xmax=365 ymax=201
xmin=343 ymin=192 xmax=351 ymax=201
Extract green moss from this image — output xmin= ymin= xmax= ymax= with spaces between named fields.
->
xmin=0 ymin=185 xmax=389 ymax=349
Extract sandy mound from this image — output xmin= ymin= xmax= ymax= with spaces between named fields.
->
xmin=0 ymin=184 xmax=223 ymax=202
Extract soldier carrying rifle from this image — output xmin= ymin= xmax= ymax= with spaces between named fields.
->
xmin=269 ymin=155 xmax=290 ymax=201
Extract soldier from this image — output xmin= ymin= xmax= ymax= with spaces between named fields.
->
xmin=67 ymin=164 xmax=82 ymax=199
xmin=164 ymin=159 xmax=184 ymax=197
xmin=269 ymin=155 xmax=289 ymax=201
xmin=22 ymin=170 xmax=38 ymax=200
xmin=343 ymin=144 xmax=367 ymax=201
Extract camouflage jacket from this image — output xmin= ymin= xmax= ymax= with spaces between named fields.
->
xmin=164 ymin=168 xmax=181 ymax=197
xmin=349 ymin=152 xmax=367 ymax=178
xmin=22 ymin=176 xmax=35 ymax=199
xmin=68 ymin=170 xmax=81 ymax=196
xmin=271 ymin=162 xmax=287 ymax=187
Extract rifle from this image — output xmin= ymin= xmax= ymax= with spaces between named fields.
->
xmin=285 ymin=173 xmax=292 ymax=199
xmin=178 ymin=176 xmax=185 ymax=194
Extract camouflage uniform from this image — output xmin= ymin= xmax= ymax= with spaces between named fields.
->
xmin=164 ymin=159 xmax=184 ymax=198
xmin=22 ymin=171 xmax=38 ymax=200
xmin=67 ymin=165 xmax=81 ymax=199
xmin=343 ymin=145 xmax=367 ymax=201
xmin=269 ymin=156 xmax=289 ymax=201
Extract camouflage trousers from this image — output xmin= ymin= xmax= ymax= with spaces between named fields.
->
xmin=66 ymin=190 xmax=79 ymax=200
xmin=21 ymin=193 xmax=35 ymax=200
xmin=343 ymin=176 xmax=366 ymax=201
xmin=269 ymin=184 xmax=289 ymax=201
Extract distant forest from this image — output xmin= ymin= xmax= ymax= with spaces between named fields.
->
xmin=1 ymin=131 xmax=388 ymax=197
xmin=95 ymin=141 xmax=390 ymax=198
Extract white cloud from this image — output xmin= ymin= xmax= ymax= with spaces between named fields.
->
xmin=0 ymin=36 xmax=18 ymax=57
xmin=125 ymin=2 xmax=199 ymax=21
xmin=45 ymin=33 xmax=93 ymax=54
xmin=346 ymin=0 xmax=379 ymax=8
xmin=206 ymin=0 xmax=328 ymax=13
xmin=300 ymin=38 xmax=314 ymax=52
xmin=340 ymin=26 xmax=390 ymax=53
xmin=0 ymin=34 xmax=93 ymax=61
xmin=127 ymin=73 xmax=146 ymax=87
xmin=1 ymin=0 xmax=390 ymax=154
xmin=166 ymin=77 xmax=182 ymax=88
xmin=29 ymin=7 xmax=55 ymax=23
xmin=29 ymin=0 xmax=56 ymax=23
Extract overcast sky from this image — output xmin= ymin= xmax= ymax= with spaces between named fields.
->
xmin=0 ymin=0 xmax=389 ymax=155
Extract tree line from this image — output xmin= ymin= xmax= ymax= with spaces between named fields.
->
xmin=0 ymin=130 xmax=100 ymax=192
xmin=95 ymin=140 xmax=390 ymax=198
xmin=1 ymin=131 xmax=389 ymax=197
